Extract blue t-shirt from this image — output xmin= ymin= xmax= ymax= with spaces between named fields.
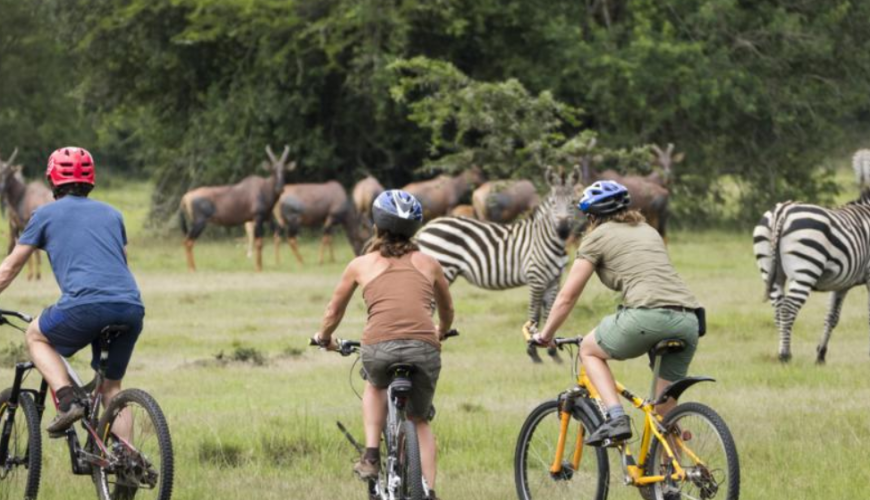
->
xmin=19 ymin=196 xmax=143 ymax=310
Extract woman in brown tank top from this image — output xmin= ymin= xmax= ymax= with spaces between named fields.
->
xmin=313 ymin=190 xmax=454 ymax=500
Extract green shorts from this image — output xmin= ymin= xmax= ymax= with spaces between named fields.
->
xmin=361 ymin=340 xmax=441 ymax=420
xmin=595 ymin=307 xmax=699 ymax=381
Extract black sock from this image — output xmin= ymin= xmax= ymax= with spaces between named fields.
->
xmin=56 ymin=385 xmax=77 ymax=412
xmin=363 ymin=447 xmax=380 ymax=463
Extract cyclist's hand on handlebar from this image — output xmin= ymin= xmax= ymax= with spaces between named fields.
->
xmin=523 ymin=321 xmax=554 ymax=348
xmin=438 ymin=328 xmax=459 ymax=341
xmin=309 ymin=333 xmax=338 ymax=351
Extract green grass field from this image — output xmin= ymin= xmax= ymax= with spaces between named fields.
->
xmin=2 ymin=180 xmax=870 ymax=499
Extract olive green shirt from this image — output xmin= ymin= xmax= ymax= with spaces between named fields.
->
xmin=576 ymin=221 xmax=700 ymax=309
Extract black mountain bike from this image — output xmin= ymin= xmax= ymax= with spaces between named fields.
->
xmin=0 ymin=308 xmax=174 ymax=500
xmin=311 ymin=331 xmax=457 ymax=500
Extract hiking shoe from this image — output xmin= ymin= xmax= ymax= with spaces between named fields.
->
xmin=585 ymin=415 xmax=631 ymax=447
xmin=353 ymin=456 xmax=380 ymax=480
xmin=46 ymin=401 xmax=85 ymax=438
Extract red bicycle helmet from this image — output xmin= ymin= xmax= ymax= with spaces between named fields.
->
xmin=46 ymin=147 xmax=95 ymax=186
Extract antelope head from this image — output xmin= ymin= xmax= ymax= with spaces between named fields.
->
xmin=265 ymin=144 xmax=293 ymax=192
xmin=650 ymin=143 xmax=683 ymax=183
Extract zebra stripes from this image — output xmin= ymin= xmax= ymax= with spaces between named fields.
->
xmin=853 ymin=149 xmax=870 ymax=187
xmin=416 ymin=168 xmax=580 ymax=326
xmin=753 ymin=190 xmax=870 ymax=362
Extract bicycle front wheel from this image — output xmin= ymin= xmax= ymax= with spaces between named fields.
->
xmin=397 ymin=420 xmax=424 ymax=500
xmin=514 ymin=399 xmax=609 ymax=500
xmin=647 ymin=402 xmax=739 ymax=500
xmin=93 ymin=388 xmax=174 ymax=500
xmin=0 ymin=389 xmax=41 ymax=500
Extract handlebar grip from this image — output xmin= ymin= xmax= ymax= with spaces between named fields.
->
xmin=444 ymin=329 xmax=459 ymax=339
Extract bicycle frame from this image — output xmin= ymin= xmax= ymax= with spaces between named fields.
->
xmin=549 ymin=362 xmax=705 ymax=488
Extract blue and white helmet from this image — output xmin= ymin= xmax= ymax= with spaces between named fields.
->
xmin=578 ymin=181 xmax=631 ymax=216
xmin=372 ymin=190 xmax=424 ymax=237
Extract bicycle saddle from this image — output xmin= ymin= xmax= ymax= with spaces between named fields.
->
xmin=650 ymin=339 xmax=686 ymax=356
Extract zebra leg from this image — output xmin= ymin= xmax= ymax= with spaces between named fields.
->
xmin=816 ymin=290 xmax=847 ymax=364
xmin=777 ymin=281 xmax=811 ymax=362
xmin=541 ymin=280 xmax=562 ymax=363
xmin=525 ymin=282 xmax=547 ymax=364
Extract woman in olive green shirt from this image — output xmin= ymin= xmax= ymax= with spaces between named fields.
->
xmin=531 ymin=180 xmax=700 ymax=446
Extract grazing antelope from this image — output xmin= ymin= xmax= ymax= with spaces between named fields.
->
xmin=472 ymin=179 xmax=539 ymax=223
xmin=403 ymin=167 xmax=485 ymax=220
xmin=273 ymin=181 xmax=370 ymax=265
xmin=352 ymin=175 xmax=385 ymax=224
xmin=179 ymin=145 xmax=293 ymax=272
xmin=0 ymin=149 xmax=53 ymax=280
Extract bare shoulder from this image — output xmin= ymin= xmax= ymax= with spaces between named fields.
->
xmin=410 ymin=251 xmax=442 ymax=276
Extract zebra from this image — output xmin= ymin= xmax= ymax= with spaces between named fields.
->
xmin=853 ymin=149 xmax=870 ymax=188
xmin=416 ymin=166 xmax=582 ymax=362
xmin=753 ymin=189 xmax=870 ymax=363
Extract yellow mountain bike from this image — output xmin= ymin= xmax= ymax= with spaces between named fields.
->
xmin=514 ymin=336 xmax=739 ymax=500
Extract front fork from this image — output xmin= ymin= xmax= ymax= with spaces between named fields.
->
xmin=0 ymin=362 xmax=36 ymax=465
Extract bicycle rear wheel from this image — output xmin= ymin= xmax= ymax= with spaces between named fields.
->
xmin=647 ymin=402 xmax=739 ymax=500
xmin=514 ymin=399 xmax=609 ymax=500
xmin=93 ymin=388 xmax=173 ymax=500
xmin=0 ymin=389 xmax=41 ymax=500
xmin=397 ymin=420 xmax=424 ymax=500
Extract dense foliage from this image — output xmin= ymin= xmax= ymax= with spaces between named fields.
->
xmin=2 ymin=0 xmax=870 ymax=223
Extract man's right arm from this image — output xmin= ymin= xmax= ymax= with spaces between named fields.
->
xmin=0 ymin=244 xmax=37 ymax=294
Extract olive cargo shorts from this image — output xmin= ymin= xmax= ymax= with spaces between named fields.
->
xmin=595 ymin=307 xmax=699 ymax=381
xmin=361 ymin=340 xmax=441 ymax=419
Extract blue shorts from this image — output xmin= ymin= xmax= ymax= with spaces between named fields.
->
xmin=39 ymin=302 xmax=145 ymax=380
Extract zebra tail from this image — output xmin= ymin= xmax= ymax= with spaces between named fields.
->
xmin=764 ymin=202 xmax=791 ymax=301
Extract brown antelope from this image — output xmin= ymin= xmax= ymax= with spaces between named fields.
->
xmin=352 ymin=175 xmax=384 ymax=224
xmin=272 ymin=181 xmax=370 ymax=265
xmin=179 ymin=145 xmax=292 ymax=272
xmin=472 ymin=179 xmax=539 ymax=223
xmin=449 ymin=204 xmax=476 ymax=218
xmin=648 ymin=143 xmax=684 ymax=188
xmin=579 ymin=142 xmax=670 ymax=239
xmin=0 ymin=149 xmax=54 ymax=280
xmin=402 ymin=167 xmax=485 ymax=220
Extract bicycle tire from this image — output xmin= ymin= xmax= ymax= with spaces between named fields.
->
xmin=514 ymin=399 xmax=609 ymax=500
xmin=0 ymin=388 xmax=41 ymax=500
xmin=646 ymin=402 xmax=739 ymax=500
xmin=398 ymin=420 xmax=425 ymax=500
xmin=92 ymin=388 xmax=173 ymax=500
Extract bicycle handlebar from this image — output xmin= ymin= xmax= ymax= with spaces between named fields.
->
xmin=0 ymin=309 xmax=34 ymax=324
xmin=309 ymin=329 xmax=460 ymax=357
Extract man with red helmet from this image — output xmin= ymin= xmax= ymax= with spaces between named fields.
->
xmin=0 ymin=147 xmax=144 ymax=435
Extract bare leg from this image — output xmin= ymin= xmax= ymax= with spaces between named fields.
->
xmin=25 ymin=318 xmax=72 ymax=392
xmin=412 ymin=416 xmax=437 ymax=490
xmin=654 ymin=378 xmax=677 ymax=417
xmin=362 ymin=382 xmax=387 ymax=448
xmin=100 ymin=379 xmax=133 ymax=442
xmin=184 ymin=238 xmax=196 ymax=272
xmin=579 ymin=330 xmax=619 ymax=408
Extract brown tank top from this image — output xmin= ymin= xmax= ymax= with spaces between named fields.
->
xmin=362 ymin=253 xmax=439 ymax=349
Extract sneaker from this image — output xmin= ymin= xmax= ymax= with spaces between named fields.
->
xmin=353 ymin=456 xmax=380 ymax=480
xmin=585 ymin=415 xmax=631 ymax=447
xmin=46 ymin=401 xmax=85 ymax=438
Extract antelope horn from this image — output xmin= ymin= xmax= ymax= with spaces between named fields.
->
xmin=279 ymin=145 xmax=290 ymax=164
xmin=651 ymin=144 xmax=663 ymax=156
xmin=666 ymin=143 xmax=675 ymax=155
xmin=587 ymin=137 xmax=597 ymax=150
xmin=265 ymin=145 xmax=277 ymax=163
xmin=7 ymin=147 xmax=18 ymax=166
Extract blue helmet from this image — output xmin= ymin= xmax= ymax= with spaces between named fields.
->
xmin=372 ymin=190 xmax=424 ymax=237
xmin=578 ymin=181 xmax=631 ymax=216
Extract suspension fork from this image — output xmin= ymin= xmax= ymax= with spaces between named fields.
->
xmin=0 ymin=362 xmax=36 ymax=463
